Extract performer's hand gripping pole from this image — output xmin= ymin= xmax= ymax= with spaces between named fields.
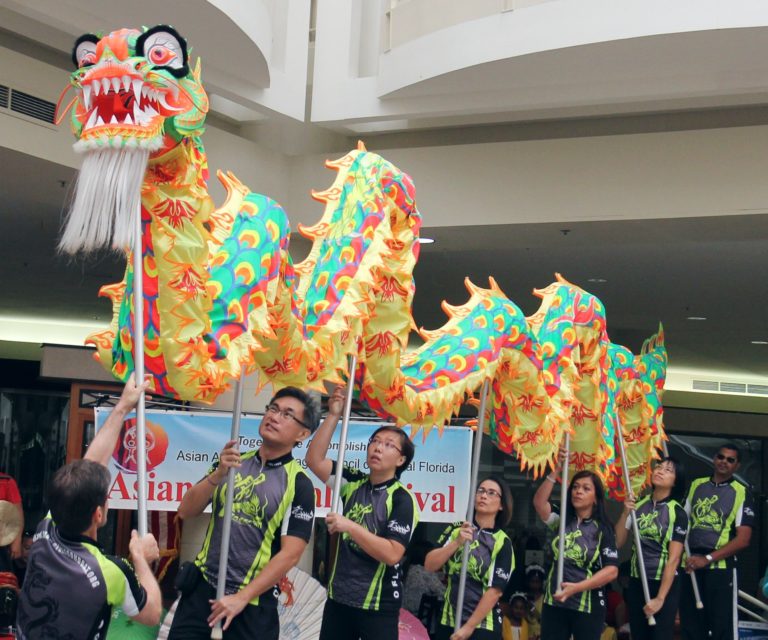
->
xmin=616 ymin=427 xmax=656 ymax=626
xmin=133 ymin=201 xmax=149 ymax=537
xmin=331 ymin=353 xmax=358 ymax=515
xmin=660 ymin=441 xmax=703 ymax=609
xmin=555 ymin=430 xmax=571 ymax=595
xmin=454 ymin=379 xmax=490 ymax=634
xmin=211 ymin=365 xmax=247 ymax=640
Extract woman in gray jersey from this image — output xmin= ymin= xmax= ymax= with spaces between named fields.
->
xmin=306 ymin=387 xmax=418 ymax=640
xmin=615 ymin=456 xmax=688 ymax=640
xmin=533 ymin=462 xmax=619 ymax=640
xmin=425 ymin=477 xmax=514 ymax=640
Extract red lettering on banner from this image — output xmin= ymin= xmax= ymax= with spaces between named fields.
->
xmin=314 ymin=485 xmax=332 ymax=509
xmin=109 ymin=470 xmax=193 ymax=505
xmin=110 ymin=471 xmax=131 ymax=500
xmin=406 ymin=484 xmax=456 ymax=513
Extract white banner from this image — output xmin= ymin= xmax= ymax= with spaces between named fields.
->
xmin=94 ymin=408 xmax=473 ymax=523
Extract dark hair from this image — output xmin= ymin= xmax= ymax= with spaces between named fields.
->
xmin=271 ymin=387 xmax=320 ymax=433
xmin=567 ymin=470 xmax=612 ymax=526
xmin=653 ymin=456 xmax=687 ymax=502
xmin=48 ymin=459 xmax=111 ymax=537
xmin=370 ymin=426 xmax=415 ymax=478
xmin=719 ymin=443 xmax=741 ymax=462
xmin=480 ymin=475 xmax=513 ymax=529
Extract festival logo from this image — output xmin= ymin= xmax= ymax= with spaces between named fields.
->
xmin=637 ymin=509 xmax=662 ymax=541
xmin=692 ymin=495 xmax=722 ymax=531
xmin=112 ymin=418 xmax=169 ymax=473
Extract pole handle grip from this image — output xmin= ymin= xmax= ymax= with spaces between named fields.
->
xmin=211 ymin=622 xmax=223 ymax=639
xmin=647 ymin=613 xmax=656 ymax=626
xmin=696 ymin=599 xmax=704 ymax=609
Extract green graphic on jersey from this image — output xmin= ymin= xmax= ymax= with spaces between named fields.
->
xmin=560 ymin=530 xmax=587 ymax=567
xmin=447 ymin=539 xmax=486 ymax=580
xmin=346 ymin=502 xmax=374 ymax=524
xmin=692 ymin=495 xmax=722 ymax=531
xmin=223 ymin=471 xmax=268 ymax=527
xmin=636 ymin=510 xmax=662 ymax=541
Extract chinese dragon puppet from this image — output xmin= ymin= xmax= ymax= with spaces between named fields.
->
xmin=57 ymin=25 xmax=667 ymax=496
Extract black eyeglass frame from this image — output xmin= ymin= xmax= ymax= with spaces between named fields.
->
xmin=264 ymin=403 xmax=311 ymax=430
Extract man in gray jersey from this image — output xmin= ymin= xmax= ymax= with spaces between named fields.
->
xmin=16 ymin=374 xmax=161 ymax=640
xmin=170 ymin=386 xmax=333 ymax=640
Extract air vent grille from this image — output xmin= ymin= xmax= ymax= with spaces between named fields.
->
xmin=720 ymin=382 xmax=746 ymax=394
xmin=747 ymin=384 xmax=768 ymax=395
xmin=692 ymin=380 xmax=718 ymax=391
xmin=0 ymin=85 xmax=8 ymax=109
xmin=9 ymin=89 xmax=55 ymax=124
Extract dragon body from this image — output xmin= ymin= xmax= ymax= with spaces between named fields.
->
xmin=60 ymin=26 xmax=667 ymax=495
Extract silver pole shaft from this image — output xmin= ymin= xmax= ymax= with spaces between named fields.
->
xmin=454 ymin=379 xmax=490 ymax=633
xmin=661 ymin=441 xmax=703 ymax=609
xmin=555 ymin=430 xmax=571 ymax=591
xmin=133 ymin=202 xmax=148 ymax=537
xmin=616 ymin=426 xmax=656 ymax=625
xmin=331 ymin=354 xmax=358 ymax=514
xmin=211 ymin=365 xmax=247 ymax=640
xmin=739 ymin=590 xmax=768 ymax=614
xmin=738 ymin=604 xmax=768 ymax=624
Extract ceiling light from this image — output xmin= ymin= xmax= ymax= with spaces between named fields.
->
xmin=418 ymin=237 xmax=435 ymax=244
xmin=587 ymin=278 xmax=607 ymax=283
xmin=751 ymin=340 xmax=768 ymax=345
xmin=686 ymin=316 xmax=707 ymax=321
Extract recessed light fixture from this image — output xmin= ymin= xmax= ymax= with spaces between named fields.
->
xmin=587 ymin=278 xmax=607 ymax=283
xmin=418 ymin=237 xmax=435 ymax=244
xmin=751 ymin=340 xmax=768 ymax=345
xmin=686 ymin=316 xmax=707 ymax=321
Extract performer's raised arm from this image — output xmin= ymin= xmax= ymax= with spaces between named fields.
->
xmin=305 ymin=385 xmax=346 ymax=483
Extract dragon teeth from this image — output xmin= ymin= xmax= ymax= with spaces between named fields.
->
xmin=101 ymin=78 xmax=111 ymax=94
xmin=95 ymin=114 xmax=105 ymax=127
xmin=111 ymin=77 xmax=121 ymax=93
xmin=85 ymin=109 xmax=99 ymax=129
xmin=82 ymin=84 xmax=92 ymax=109
xmin=132 ymin=79 xmax=143 ymax=102
xmin=122 ymin=77 xmax=131 ymax=93
xmin=93 ymin=80 xmax=101 ymax=97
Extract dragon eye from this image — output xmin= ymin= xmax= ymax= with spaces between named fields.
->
xmin=73 ymin=37 xmax=99 ymax=69
xmin=137 ymin=27 xmax=187 ymax=76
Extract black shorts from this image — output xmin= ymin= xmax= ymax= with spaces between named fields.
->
xmin=319 ymin=598 xmax=399 ymax=640
xmin=540 ymin=602 xmax=605 ymax=640
xmin=168 ymin=575 xmax=279 ymax=640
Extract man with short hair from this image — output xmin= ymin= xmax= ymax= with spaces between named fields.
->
xmin=170 ymin=386 xmax=329 ymax=640
xmin=680 ymin=443 xmax=755 ymax=640
xmin=16 ymin=374 xmax=161 ymax=639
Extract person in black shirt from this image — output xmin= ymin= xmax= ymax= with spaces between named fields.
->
xmin=679 ymin=443 xmax=755 ymax=640
xmin=171 ymin=386 xmax=321 ymax=640
xmin=533 ymin=459 xmax=619 ymax=640
xmin=615 ymin=456 xmax=688 ymax=640
xmin=425 ymin=477 xmax=514 ymax=640
xmin=306 ymin=387 xmax=418 ymax=640
xmin=16 ymin=374 xmax=161 ymax=640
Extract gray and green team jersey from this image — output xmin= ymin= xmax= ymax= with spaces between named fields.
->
xmin=544 ymin=513 xmax=619 ymax=614
xmin=438 ymin=521 xmax=514 ymax=632
xmin=328 ymin=463 xmax=418 ymax=613
xmin=17 ymin=516 xmax=146 ymax=640
xmin=685 ymin=476 xmax=755 ymax=570
xmin=196 ymin=450 xmax=315 ymax=606
xmin=623 ymin=495 xmax=687 ymax=580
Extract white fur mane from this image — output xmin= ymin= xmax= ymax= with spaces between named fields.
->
xmin=59 ymin=146 xmax=150 ymax=254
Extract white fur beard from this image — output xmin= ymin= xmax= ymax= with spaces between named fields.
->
xmin=59 ymin=146 xmax=150 ymax=254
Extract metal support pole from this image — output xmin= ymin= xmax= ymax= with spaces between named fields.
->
xmin=616 ymin=427 xmax=656 ymax=626
xmin=555 ymin=430 xmax=571 ymax=592
xmin=133 ymin=202 xmax=148 ymax=537
xmin=330 ymin=354 xmax=358 ymax=514
xmin=740 ymin=590 xmax=768 ymax=614
xmin=661 ymin=441 xmax=703 ymax=609
xmin=211 ymin=365 xmax=247 ymax=640
xmin=454 ymin=379 xmax=490 ymax=633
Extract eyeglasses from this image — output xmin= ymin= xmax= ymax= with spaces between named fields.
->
xmin=265 ymin=404 xmax=309 ymax=429
xmin=368 ymin=437 xmax=402 ymax=454
xmin=476 ymin=487 xmax=501 ymax=498
xmin=715 ymin=453 xmax=737 ymax=464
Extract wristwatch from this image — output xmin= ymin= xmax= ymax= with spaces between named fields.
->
xmin=705 ymin=554 xmax=714 ymax=564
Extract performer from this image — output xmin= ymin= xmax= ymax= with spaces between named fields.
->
xmin=614 ymin=457 xmax=688 ymax=640
xmin=425 ymin=477 xmax=514 ymax=640
xmin=16 ymin=374 xmax=161 ymax=639
xmin=679 ymin=444 xmax=754 ymax=640
xmin=533 ymin=458 xmax=619 ymax=640
xmin=170 ymin=387 xmax=322 ymax=640
xmin=306 ymin=387 xmax=418 ymax=640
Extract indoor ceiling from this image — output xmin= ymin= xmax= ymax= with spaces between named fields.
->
xmin=1 ymin=145 xmax=766 ymax=380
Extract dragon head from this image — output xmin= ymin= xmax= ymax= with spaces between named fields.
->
xmin=60 ymin=25 xmax=208 ymax=253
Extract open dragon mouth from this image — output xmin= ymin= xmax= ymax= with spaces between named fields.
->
xmin=76 ymin=75 xmax=181 ymax=148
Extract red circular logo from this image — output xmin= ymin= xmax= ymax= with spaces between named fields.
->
xmin=112 ymin=418 xmax=169 ymax=472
